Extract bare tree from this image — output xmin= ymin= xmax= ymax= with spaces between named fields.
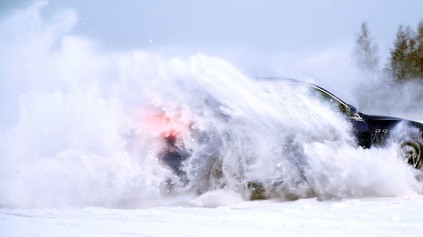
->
xmin=354 ymin=22 xmax=380 ymax=73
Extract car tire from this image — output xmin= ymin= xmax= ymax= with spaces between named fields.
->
xmin=400 ymin=141 xmax=423 ymax=170
xmin=209 ymin=159 xmax=225 ymax=189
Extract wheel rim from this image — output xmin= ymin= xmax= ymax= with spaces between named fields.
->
xmin=400 ymin=141 xmax=422 ymax=169
xmin=209 ymin=159 xmax=225 ymax=189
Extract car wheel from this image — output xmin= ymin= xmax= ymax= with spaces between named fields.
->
xmin=209 ymin=159 xmax=225 ymax=189
xmin=400 ymin=141 xmax=422 ymax=170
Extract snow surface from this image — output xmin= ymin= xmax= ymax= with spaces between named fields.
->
xmin=2 ymin=196 xmax=423 ymax=237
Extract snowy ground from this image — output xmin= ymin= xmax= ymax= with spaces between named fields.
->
xmin=2 ymin=196 xmax=423 ymax=237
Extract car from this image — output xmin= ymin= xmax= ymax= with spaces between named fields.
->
xmin=292 ymin=79 xmax=423 ymax=169
xmin=155 ymin=78 xmax=423 ymax=198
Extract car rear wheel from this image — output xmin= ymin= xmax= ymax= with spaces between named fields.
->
xmin=209 ymin=159 xmax=225 ymax=189
xmin=400 ymin=141 xmax=422 ymax=170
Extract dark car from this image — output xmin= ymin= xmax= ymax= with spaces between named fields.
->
xmin=158 ymin=78 xmax=423 ymax=197
xmin=298 ymin=79 xmax=423 ymax=170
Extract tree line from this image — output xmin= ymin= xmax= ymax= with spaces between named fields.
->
xmin=354 ymin=21 xmax=423 ymax=82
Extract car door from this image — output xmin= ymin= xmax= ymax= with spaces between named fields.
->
xmin=311 ymin=86 xmax=371 ymax=148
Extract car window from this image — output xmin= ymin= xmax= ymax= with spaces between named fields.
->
xmin=311 ymin=87 xmax=348 ymax=115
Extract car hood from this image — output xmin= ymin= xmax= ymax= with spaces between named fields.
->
xmin=361 ymin=113 xmax=423 ymax=130
xmin=361 ymin=114 xmax=404 ymax=122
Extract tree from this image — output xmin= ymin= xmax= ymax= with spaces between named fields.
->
xmin=388 ymin=21 xmax=423 ymax=81
xmin=389 ymin=25 xmax=412 ymax=81
xmin=354 ymin=22 xmax=380 ymax=73
xmin=412 ymin=21 xmax=423 ymax=79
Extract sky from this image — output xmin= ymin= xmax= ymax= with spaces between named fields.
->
xmin=1 ymin=0 xmax=422 ymax=75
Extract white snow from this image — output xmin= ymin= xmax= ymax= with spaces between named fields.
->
xmin=2 ymin=196 xmax=423 ymax=237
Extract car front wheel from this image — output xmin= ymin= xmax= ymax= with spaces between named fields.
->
xmin=400 ymin=141 xmax=423 ymax=170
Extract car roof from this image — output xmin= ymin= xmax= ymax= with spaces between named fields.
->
xmin=256 ymin=77 xmax=350 ymax=107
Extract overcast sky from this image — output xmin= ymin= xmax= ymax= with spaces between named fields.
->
xmin=2 ymin=0 xmax=423 ymax=74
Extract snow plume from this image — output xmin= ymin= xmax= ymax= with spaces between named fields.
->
xmin=353 ymin=79 xmax=423 ymax=122
xmin=0 ymin=2 xmax=421 ymax=209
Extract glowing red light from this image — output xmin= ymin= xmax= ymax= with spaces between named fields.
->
xmin=142 ymin=109 xmax=188 ymax=138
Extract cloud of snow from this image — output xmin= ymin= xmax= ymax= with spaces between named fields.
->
xmin=0 ymin=1 xmax=422 ymax=209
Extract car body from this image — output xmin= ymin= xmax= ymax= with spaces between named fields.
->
xmin=300 ymin=79 xmax=423 ymax=169
xmin=157 ymin=78 xmax=423 ymax=197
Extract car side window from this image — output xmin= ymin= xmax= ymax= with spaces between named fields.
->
xmin=311 ymin=88 xmax=348 ymax=115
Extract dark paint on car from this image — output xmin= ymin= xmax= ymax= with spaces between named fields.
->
xmin=159 ymin=79 xmax=423 ymax=195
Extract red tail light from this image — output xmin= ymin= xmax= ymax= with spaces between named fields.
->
xmin=142 ymin=109 xmax=188 ymax=139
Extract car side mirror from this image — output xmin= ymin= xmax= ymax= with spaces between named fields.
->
xmin=348 ymin=105 xmax=359 ymax=117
